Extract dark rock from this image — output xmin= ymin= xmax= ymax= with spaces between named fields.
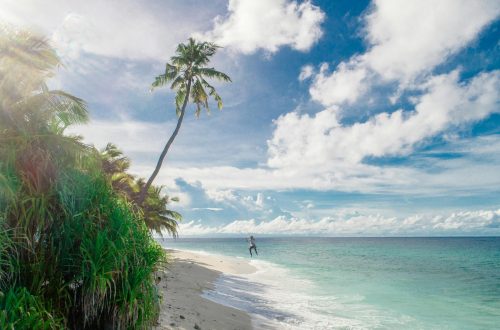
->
xmin=194 ymin=323 xmax=201 ymax=329
xmin=179 ymin=315 xmax=185 ymax=319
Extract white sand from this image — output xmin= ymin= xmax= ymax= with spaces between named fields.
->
xmin=154 ymin=249 xmax=257 ymax=330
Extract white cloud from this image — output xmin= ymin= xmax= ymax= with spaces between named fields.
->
xmin=191 ymin=207 xmax=224 ymax=212
xmin=149 ymin=164 xmax=413 ymax=193
xmin=178 ymin=209 xmax=500 ymax=236
xmin=309 ymin=0 xmax=500 ymax=107
xmin=68 ymin=119 xmax=172 ymax=154
xmin=309 ymin=61 xmax=368 ymax=105
xmin=149 ymin=145 xmax=500 ymax=195
xmin=205 ymin=189 xmax=277 ymax=213
xmin=0 ymin=0 xmax=215 ymax=61
xmin=205 ymin=189 xmax=240 ymax=203
xmin=269 ymin=70 xmax=500 ymax=167
xmin=199 ymin=0 xmax=325 ymax=54
xmin=298 ymin=64 xmax=315 ymax=81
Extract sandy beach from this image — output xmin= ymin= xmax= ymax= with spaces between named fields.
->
xmin=154 ymin=250 xmax=257 ymax=330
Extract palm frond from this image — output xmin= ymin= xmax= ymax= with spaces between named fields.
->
xmin=190 ymin=79 xmax=209 ymax=117
xmin=151 ymin=73 xmax=169 ymax=89
xmin=195 ymin=67 xmax=231 ymax=82
xmin=47 ymin=90 xmax=89 ymax=125
xmin=170 ymin=76 xmax=185 ymax=90
xmin=170 ymin=55 xmax=190 ymax=67
xmin=175 ymin=88 xmax=187 ymax=116
xmin=150 ymin=38 xmax=230 ymax=118
xmin=200 ymin=77 xmax=224 ymax=110
xmin=102 ymin=143 xmax=123 ymax=159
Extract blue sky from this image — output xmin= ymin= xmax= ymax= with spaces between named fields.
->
xmin=3 ymin=0 xmax=500 ymax=236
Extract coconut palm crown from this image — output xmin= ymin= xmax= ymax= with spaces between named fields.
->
xmin=138 ymin=38 xmax=231 ymax=204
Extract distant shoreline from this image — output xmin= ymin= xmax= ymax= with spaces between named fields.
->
xmin=154 ymin=249 xmax=256 ymax=330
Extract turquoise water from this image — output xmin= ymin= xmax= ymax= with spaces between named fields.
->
xmin=159 ymin=237 xmax=500 ymax=329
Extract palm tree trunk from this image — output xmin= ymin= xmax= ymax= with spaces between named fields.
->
xmin=138 ymin=81 xmax=192 ymax=205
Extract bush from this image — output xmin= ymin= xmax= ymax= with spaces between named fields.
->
xmin=0 ymin=27 xmax=166 ymax=329
xmin=0 ymin=140 xmax=165 ymax=329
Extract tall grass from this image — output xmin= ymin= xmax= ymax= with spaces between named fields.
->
xmin=0 ymin=136 xmax=166 ymax=329
xmin=0 ymin=287 xmax=64 ymax=329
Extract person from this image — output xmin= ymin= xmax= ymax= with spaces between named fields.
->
xmin=247 ymin=235 xmax=258 ymax=257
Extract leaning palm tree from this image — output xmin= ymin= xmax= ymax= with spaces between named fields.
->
xmin=138 ymin=38 xmax=231 ymax=204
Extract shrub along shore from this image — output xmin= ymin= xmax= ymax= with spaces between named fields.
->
xmin=0 ymin=28 xmax=179 ymax=328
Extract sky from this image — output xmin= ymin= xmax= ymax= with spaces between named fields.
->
xmin=2 ymin=0 xmax=500 ymax=236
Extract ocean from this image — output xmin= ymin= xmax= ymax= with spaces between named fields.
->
xmin=159 ymin=237 xmax=500 ymax=329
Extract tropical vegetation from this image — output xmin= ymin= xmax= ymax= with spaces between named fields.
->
xmin=0 ymin=27 xmax=179 ymax=328
xmin=99 ymin=143 xmax=181 ymax=237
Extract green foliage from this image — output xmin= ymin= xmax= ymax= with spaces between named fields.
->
xmin=0 ymin=228 xmax=16 ymax=289
xmin=99 ymin=143 xmax=182 ymax=236
xmin=140 ymin=185 xmax=181 ymax=237
xmin=151 ymin=37 xmax=231 ymax=118
xmin=0 ymin=287 xmax=63 ymax=330
xmin=0 ymin=26 xmax=166 ymax=329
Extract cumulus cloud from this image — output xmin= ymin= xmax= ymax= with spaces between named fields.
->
xmin=151 ymin=145 xmax=500 ymax=194
xmin=262 ymin=0 xmax=500 ymax=198
xmin=178 ymin=209 xmax=500 ymax=236
xmin=309 ymin=0 xmax=500 ymax=107
xmin=269 ymin=70 xmax=500 ymax=167
xmin=162 ymin=180 xmax=292 ymax=227
xmin=204 ymin=189 xmax=286 ymax=217
xmin=199 ymin=0 xmax=325 ymax=54
xmin=310 ymin=61 xmax=369 ymax=105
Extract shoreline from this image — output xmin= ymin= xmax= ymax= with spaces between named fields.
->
xmin=154 ymin=249 xmax=257 ymax=330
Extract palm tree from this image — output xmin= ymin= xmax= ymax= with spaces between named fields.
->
xmin=138 ymin=38 xmax=231 ymax=204
xmin=0 ymin=27 xmax=89 ymax=202
xmin=99 ymin=143 xmax=181 ymax=236
xmin=137 ymin=182 xmax=182 ymax=237
xmin=100 ymin=143 xmax=138 ymax=197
